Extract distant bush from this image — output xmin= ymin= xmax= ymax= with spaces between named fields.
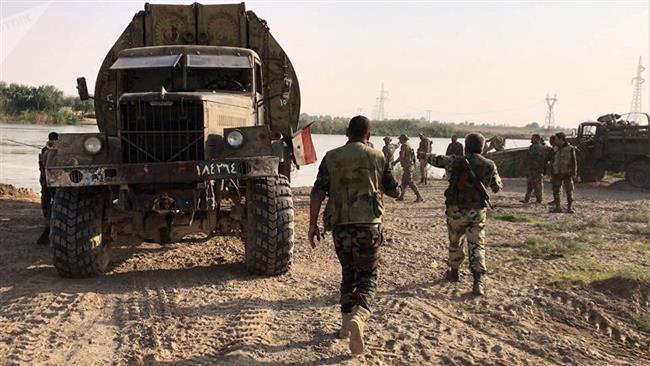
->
xmin=0 ymin=81 xmax=88 ymax=125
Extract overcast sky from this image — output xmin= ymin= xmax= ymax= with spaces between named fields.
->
xmin=1 ymin=0 xmax=648 ymax=127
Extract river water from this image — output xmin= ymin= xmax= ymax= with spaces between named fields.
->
xmin=0 ymin=123 xmax=529 ymax=190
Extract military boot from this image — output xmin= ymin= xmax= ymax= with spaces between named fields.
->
xmin=446 ymin=268 xmax=460 ymax=282
xmin=549 ymin=193 xmax=562 ymax=213
xmin=414 ymin=195 xmax=424 ymax=203
xmin=472 ymin=272 xmax=484 ymax=296
xmin=338 ymin=312 xmax=352 ymax=339
xmin=348 ymin=305 xmax=371 ymax=355
xmin=566 ymin=200 xmax=575 ymax=214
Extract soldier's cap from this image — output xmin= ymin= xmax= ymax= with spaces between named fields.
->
xmin=383 ymin=136 xmax=392 ymax=142
xmin=532 ymin=133 xmax=541 ymax=139
xmin=398 ymin=134 xmax=409 ymax=141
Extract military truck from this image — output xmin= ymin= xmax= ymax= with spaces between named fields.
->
xmin=45 ymin=3 xmax=304 ymax=277
xmin=487 ymin=113 xmax=650 ymax=189
xmin=571 ymin=113 xmax=650 ymax=188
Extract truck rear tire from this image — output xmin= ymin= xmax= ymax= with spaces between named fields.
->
xmin=625 ymin=160 xmax=650 ymax=189
xmin=50 ymin=188 xmax=111 ymax=278
xmin=244 ymin=175 xmax=294 ymax=276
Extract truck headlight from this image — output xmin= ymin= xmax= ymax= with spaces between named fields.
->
xmin=83 ymin=136 xmax=103 ymax=154
xmin=226 ymin=130 xmax=244 ymax=148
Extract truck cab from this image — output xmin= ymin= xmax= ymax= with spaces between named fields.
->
xmin=44 ymin=3 xmax=302 ymax=279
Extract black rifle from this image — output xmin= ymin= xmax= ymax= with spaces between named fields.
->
xmin=461 ymin=158 xmax=493 ymax=209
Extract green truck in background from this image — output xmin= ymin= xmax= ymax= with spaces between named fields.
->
xmin=45 ymin=3 xmax=303 ymax=277
xmin=487 ymin=113 xmax=650 ymax=189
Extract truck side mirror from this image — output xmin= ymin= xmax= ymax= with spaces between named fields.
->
xmin=571 ymin=128 xmax=576 ymax=137
xmin=76 ymin=77 xmax=91 ymax=100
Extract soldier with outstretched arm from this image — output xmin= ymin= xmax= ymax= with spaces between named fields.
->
xmin=420 ymin=133 xmax=502 ymax=295
xmin=308 ymin=116 xmax=401 ymax=355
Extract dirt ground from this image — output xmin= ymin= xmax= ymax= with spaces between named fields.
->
xmin=0 ymin=178 xmax=648 ymax=365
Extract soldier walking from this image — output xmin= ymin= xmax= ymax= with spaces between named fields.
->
xmin=422 ymin=133 xmax=502 ymax=295
xmin=308 ymin=116 xmax=401 ymax=355
xmin=521 ymin=134 xmax=547 ymax=204
xmin=394 ymin=134 xmax=424 ymax=202
xmin=445 ymin=135 xmax=464 ymax=156
xmin=37 ymin=132 xmax=58 ymax=245
xmin=550 ymin=132 xmax=578 ymax=213
xmin=417 ymin=132 xmax=432 ymax=184
xmin=382 ymin=136 xmax=398 ymax=164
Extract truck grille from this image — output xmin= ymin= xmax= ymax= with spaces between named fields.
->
xmin=120 ymin=100 xmax=204 ymax=163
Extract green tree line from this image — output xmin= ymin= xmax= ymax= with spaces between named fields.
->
xmin=301 ymin=114 xmax=457 ymax=137
xmin=0 ymin=81 xmax=94 ymax=125
xmin=300 ymin=114 xmax=564 ymax=139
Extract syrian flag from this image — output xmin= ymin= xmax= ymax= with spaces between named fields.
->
xmin=292 ymin=123 xmax=317 ymax=166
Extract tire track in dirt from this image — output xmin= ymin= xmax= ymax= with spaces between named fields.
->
xmin=1 ymin=281 xmax=83 ymax=366
xmin=531 ymin=286 xmax=650 ymax=358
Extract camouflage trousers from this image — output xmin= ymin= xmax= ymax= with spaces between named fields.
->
xmin=445 ymin=206 xmax=487 ymax=273
xmin=524 ymin=173 xmax=544 ymax=203
xmin=333 ymin=224 xmax=383 ymax=313
xmin=551 ymin=174 xmax=574 ymax=203
xmin=418 ymin=159 xmax=428 ymax=183
xmin=399 ymin=165 xmax=421 ymax=199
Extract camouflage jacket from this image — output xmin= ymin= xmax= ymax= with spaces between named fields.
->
xmin=426 ymin=153 xmax=503 ymax=209
xmin=417 ymin=138 xmax=432 ymax=155
xmin=525 ymin=143 xmax=548 ymax=174
xmin=311 ymin=142 xmax=400 ymax=229
xmin=382 ymin=143 xmax=398 ymax=163
xmin=551 ymin=143 xmax=577 ymax=177
xmin=395 ymin=142 xmax=416 ymax=168
xmin=446 ymin=141 xmax=464 ymax=156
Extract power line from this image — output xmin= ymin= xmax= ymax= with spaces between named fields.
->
xmin=544 ymin=93 xmax=558 ymax=129
xmin=629 ymin=56 xmax=645 ymax=124
xmin=374 ymin=83 xmax=388 ymax=120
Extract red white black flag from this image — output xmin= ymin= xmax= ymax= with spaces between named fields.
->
xmin=292 ymin=124 xmax=317 ymax=166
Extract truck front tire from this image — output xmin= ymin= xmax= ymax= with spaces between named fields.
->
xmin=50 ymin=188 xmax=111 ymax=278
xmin=244 ymin=175 xmax=294 ymax=276
xmin=625 ymin=160 xmax=650 ymax=189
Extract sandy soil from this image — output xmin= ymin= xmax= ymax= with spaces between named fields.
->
xmin=0 ymin=179 xmax=648 ymax=365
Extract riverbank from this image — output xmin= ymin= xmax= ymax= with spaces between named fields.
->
xmin=0 ymin=178 xmax=647 ymax=364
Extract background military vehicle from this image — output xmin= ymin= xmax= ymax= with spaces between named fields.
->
xmin=572 ymin=113 xmax=650 ymax=188
xmin=45 ymin=3 xmax=303 ymax=277
xmin=487 ymin=113 xmax=650 ymax=189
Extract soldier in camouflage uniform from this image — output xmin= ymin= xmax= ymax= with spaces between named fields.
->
xmin=309 ymin=116 xmax=401 ymax=355
xmin=521 ymin=134 xmax=547 ymax=204
xmin=36 ymin=132 xmax=58 ymax=245
xmin=446 ymin=135 xmax=464 ymax=156
xmin=417 ymin=132 xmax=433 ymax=184
xmin=382 ymin=136 xmax=398 ymax=163
xmin=550 ymin=132 xmax=578 ymax=213
xmin=394 ymin=134 xmax=424 ymax=202
xmin=484 ymin=135 xmax=506 ymax=153
xmin=422 ymin=133 xmax=502 ymax=296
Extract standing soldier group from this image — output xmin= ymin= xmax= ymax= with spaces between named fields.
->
xmin=310 ymin=117 xmax=502 ymax=355
xmin=521 ymin=132 xmax=578 ymax=213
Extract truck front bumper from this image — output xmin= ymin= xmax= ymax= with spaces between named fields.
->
xmin=46 ymin=157 xmax=279 ymax=187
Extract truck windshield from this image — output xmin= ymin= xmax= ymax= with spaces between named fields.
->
xmin=119 ymin=54 xmax=253 ymax=93
xmin=582 ymin=125 xmax=597 ymax=137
